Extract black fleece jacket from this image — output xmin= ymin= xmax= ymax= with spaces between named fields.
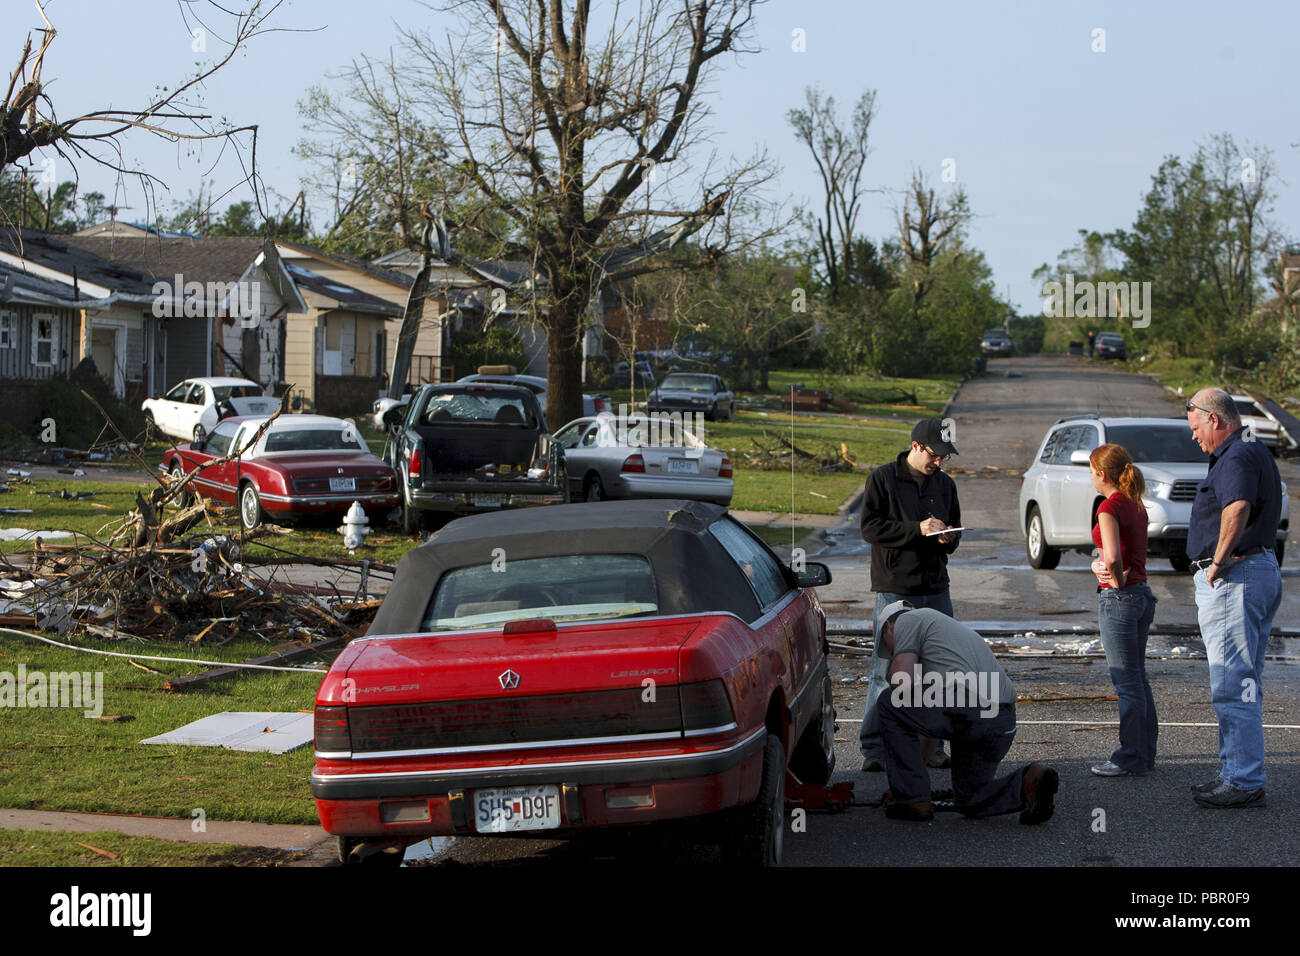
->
xmin=859 ymin=451 xmax=961 ymax=595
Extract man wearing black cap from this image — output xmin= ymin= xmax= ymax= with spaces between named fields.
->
xmin=858 ymin=417 xmax=963 ymax=772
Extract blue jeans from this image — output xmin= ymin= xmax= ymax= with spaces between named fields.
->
xmin=859 ymin=589 xmax=954 ymax=756
xmin=1194 ymin=551 xmax=1282 ymax=790
xmin=1098 ymin=582 xmax=1158 ymax=772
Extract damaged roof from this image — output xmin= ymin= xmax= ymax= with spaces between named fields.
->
xmin=0 ymin=228 xmax=156 ymax=304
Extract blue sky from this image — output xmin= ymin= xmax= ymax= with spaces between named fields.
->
xmin=12 ymin=0 xmax=1299 ymax=313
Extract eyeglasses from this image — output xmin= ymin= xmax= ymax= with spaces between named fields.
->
xmin=1185 ymin=401 xmax=1215 ymax=418
xmin=922 ymin=445 xmax=951 ymax=463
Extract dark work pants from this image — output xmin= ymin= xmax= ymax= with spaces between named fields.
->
xmin=879 ymin=695 xmax=1027 ymax=817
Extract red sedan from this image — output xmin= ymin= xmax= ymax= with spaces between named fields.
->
xmin=311 ymin=499 xmax=835 ymax=866
xmin=161 ymin=414 xmax=399 ymax=530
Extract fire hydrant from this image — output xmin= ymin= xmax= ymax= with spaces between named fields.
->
xmin=339 ymin=501 xmax=371 ymax=551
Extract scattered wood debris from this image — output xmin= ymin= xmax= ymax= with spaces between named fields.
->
xmin=0 ymin=402 xmax=382 ymax=650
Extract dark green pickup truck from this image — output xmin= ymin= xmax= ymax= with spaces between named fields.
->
xmin=385 ymin=383 xmax=568 ymax=534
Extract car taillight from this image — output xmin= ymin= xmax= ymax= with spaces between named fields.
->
xmin=680 ymin=680 xmax=734 ymax=732
xmin=719 ymin=457 xmax=732 ymax=479
xmin=622 ymin=454 xmax=645 ymax=473
xmin=408 ymin=447 xmax=422 ymax=480
xmin=595 ymin=396 xmax=610 ymax=413
xmin=315 ymin=705 xmax=352 ymax=754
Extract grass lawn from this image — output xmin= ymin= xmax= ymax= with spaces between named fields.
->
xmin=0 ymin=635 xmax=329 ymax=824
xmin=599 ymin=369 xmax=957 ymax=419
xmin=1124 ymin=355 xmax=1227 ymax=397
xmin=0 ymin=829 xmax=303 ymax=866
xmin=745 ymin=525 xmax=818 ymax=549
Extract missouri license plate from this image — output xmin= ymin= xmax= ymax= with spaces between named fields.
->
xmin=472 ymin=494 xmax=505 ymax=507
xmin=667 ymin=458 xmax=698 ymax=474
xmin=472 ymin=784 xmax=561 ymax=833
xmin=329 ymin=477 xmax=356 ymax=491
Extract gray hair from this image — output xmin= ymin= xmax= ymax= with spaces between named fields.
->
xmin=1192 ymin=388 xmax=1241 ymax=427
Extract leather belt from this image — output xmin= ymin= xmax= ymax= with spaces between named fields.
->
xmin=1192 ymin=546 xmax=1267 ymax=571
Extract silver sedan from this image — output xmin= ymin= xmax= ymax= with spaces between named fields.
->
xmin=554 ymin=413 xmax=734 ymax=505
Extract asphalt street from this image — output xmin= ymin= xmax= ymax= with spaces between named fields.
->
xmin=414 ymin=353 xmax=1300 ymax=868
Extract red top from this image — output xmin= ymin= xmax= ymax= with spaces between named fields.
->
xmin=1092 ymin=493 xmax=1148 ymax=588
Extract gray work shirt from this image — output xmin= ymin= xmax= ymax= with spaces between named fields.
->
xmin=887 ymin=608 xmax=1015 ymax=710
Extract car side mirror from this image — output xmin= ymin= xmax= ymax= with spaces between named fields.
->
xmin=795 ymin=562 xmax=832 ymax=588
xmin=383 ymin=406 xmax=405 ymax=429
xmin=1068 ymin=449 xmax=1092 ymax=466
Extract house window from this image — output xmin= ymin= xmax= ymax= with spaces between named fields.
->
xmin=0 ymin=312 xmax=14 ymax=349
xmin=31 ymin=313 xmax=58 ymax=367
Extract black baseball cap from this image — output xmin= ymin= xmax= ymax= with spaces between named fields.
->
xmin=911 ymin=418 xmax=958 ymax=456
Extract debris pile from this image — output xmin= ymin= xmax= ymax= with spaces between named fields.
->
xmin=742 ymin=429 xmax=861 ymax=472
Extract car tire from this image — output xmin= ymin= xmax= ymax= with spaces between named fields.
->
xmin=238 ymin=482 xmax=262 ymax=531
xmin=707 ymin=403 xmax=718 ymax=422
xmin=1025 ymin=505 xmax=1061 ymax=570
xmin=144 ymin=411 xmax=157 ymax=439
xmin=721 ymin=733 xmax=786 ymax=867
xmin=584 ymin=474 xmax=607 ymax=502
xmin=193 ymin=424 xmax=206 ymax=445
xmin=169 ymin=462 xmax=193 ymax=508
xmin=1276 ymin=541 xmax=1286 ymax=565
xmin=1169 ymin=555 xmax=1192 ymax=574
xmin=400 ymin=480 xmax=426 ymax=536
xmin=789 ymin=673 xmax=836 ymax=785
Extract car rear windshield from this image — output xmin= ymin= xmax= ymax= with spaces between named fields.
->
xmin=263 ymin=428 xmax=368 ymax=453
xmin=1105 ymin=425 xmax=1207 ymax=463
xmin=660 ymin=374 xmax=714 ymax=392
xmin=618 ymin=417 xmax=706 ymax=448
xmin=211 ymin=384 xmax=262 ymax=400
xmin=422 ymin=554 xmax=658 ymax=631
xmin=422 ymin=391 xmax=536 ymax=426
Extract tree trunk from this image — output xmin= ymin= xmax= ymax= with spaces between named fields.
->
xmin=545 ymin=290 xmax=586 ymax=430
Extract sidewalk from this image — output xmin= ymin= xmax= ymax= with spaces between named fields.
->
xmin=0 ymin=808 xmax=336 ymax=865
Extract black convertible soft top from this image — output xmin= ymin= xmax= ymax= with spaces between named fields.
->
xmin=366 ymin=499 xmax=765 ymax=636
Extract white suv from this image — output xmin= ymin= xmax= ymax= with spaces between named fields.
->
xmin=1018 ymin=415 xmax=1289 ymax=572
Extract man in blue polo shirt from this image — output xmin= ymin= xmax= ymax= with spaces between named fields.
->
xmin=1185 ymin=388 xmax=1283 ymax=809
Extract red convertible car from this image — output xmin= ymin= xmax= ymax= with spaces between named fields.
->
xmin=161 ymin=414 xmax=399 ymax=530
xmin=311 ymin=499 xmax=835 ymax=866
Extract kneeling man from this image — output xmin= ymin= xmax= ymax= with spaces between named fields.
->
xmin=876 ymin=601 xmax=1059 ymax=824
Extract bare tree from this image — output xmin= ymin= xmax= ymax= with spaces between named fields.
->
xmin=2 ymin=1 xmax=294 ymax=231
xmin=896 ymin=168 xmax=970 ymax=311
xmin=306 ymin=0 xmax=777 ymax=427
xmin=787 ymin=86 xmax=876 ymax=301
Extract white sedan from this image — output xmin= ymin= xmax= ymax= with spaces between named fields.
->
xmin=143 ymin=377 xmax=278 ymax=443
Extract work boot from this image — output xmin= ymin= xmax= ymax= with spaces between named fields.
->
xmin=1019 ymin=763 xmax=1059 ymax=825
xmin=884 ymin=800 xmax=934 ymax=822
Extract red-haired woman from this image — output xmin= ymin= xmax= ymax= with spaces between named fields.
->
xmin=1089 ymin=443 xmax=1158 ymax=776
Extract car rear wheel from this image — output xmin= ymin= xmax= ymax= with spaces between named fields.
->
xmin=1025 ymin=506 xmax=1061 ymax=570
xmin=1169 ymin=555 xmax=1192 ymax=574
xmin=721 ymin=733 xmax=785 ymax=866
xmin=1276 ymin=541 xmax=1286 ymax=565
xmin=789 ymin=673 xmax=836 ymax=785
xmin=584 ymin=474 xmax=607 ymax=502
xmin=169 ymin=462 xmax=193 ymax=508
xmin=239 ymin=482 xmax=262 ymax=531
